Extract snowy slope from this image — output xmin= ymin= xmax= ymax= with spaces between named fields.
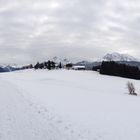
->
xmin=0 ymin=70 xmax=140 ymax=140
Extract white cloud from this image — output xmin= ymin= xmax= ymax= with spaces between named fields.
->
xmin=0 ymin=0 xmax=140 ymax=64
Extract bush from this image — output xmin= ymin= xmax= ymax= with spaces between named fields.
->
xmin=127 ymin=81 xmax=137 ymax=96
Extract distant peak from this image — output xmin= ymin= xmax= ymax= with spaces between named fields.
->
xmin=52 ymin=56 xmax=70 ymax=64
xmin=103 ymin=52 xmax=139 ymax=62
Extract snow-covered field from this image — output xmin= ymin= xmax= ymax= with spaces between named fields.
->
xmin=0 ymin=69 xmax=140 ymax=140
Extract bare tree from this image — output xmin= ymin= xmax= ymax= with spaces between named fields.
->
xmin=127 ymin=81 xmax=137 ymax=96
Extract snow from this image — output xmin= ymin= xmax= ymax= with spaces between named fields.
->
xmin=0 ymin=69 xmax=140 ymax=140
xmin=103 ymin=52 xmax=139 ymax=61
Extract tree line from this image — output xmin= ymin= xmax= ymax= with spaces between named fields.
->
xmin=20 ymin=61 xmax=74 ymax=70
xmin=100 ymin=61 xmax=140 ymax=80
xmin=34 ymin=61 xmax=62 ymax=70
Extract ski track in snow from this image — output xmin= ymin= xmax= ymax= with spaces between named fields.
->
xmin=0 ymin=76 xmax=99 ymax=140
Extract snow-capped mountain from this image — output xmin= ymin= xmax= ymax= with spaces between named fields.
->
xmin=75 ymin=61 xmax=91 ymax=66
xmin=52 ymin=56 xmax=70 ymax=64
xmin=103 ymin=52 xmax=139 ymax=62
xmin=0 ymin=64 xmax=24 ymax=73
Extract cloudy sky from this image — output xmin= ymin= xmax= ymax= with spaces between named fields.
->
xmin=0 ymin=0 xmax=140 ymax=64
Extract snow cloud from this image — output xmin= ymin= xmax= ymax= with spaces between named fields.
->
xmin=0 ymin=0 xmax=140 ymax=64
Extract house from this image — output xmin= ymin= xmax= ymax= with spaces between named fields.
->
xmin=65 ymin=63 xmax=73 ymax=70
xmin=72 ymin=65 xmax=86 ymax=70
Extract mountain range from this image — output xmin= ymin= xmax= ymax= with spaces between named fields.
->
xmin=75 ymin=52 xmax=140 ymax=70
xmin=0 ymin=52 xmax=139 ymax=72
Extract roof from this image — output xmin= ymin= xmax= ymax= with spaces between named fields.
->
xmin=73 ymin=66 xmax=85 ymax=68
